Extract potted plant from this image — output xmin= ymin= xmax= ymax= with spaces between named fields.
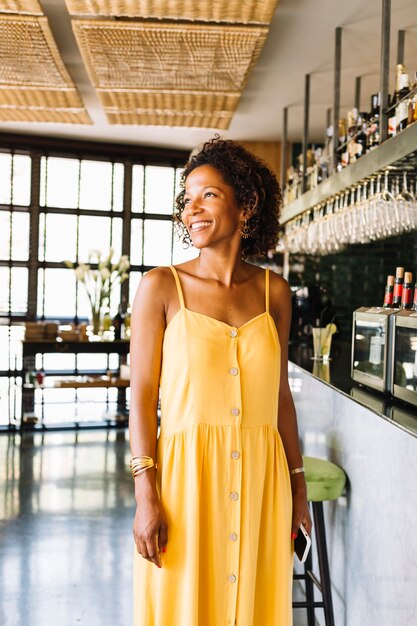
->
xmin=65 ymin=249 xmax=130 ymax=337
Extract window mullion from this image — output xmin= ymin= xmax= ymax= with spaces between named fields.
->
xmin=27 ymin=153 xmax=41 ymax=321
xmin=121 ymin=161 xmax=132 ymax=310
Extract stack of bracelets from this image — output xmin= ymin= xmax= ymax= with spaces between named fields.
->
xmin=130 ymin=455 xmax=157 ymax=478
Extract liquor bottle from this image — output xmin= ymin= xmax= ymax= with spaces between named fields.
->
xmin=412 ymin=282 xmax=417 ymax=311
xmin=408 ymin=93 xmax=417 ymax=126
xmin=102 ymin=307 xmax=112 ymax=332
xmin=124 ymin=305 xmax=131 ymax=339
xmin=392 ymin=266 xmax=404 ymax=307
xmin=337 ymin=118 xmax=348 ymax=170
xmin=112 ymin=305 xmax=125 ymax=340
xmin=356 ymin=112 xmax=367 ymax=157
xmin=388 ymin=92 xmax=397 ymax=138
xmin=401 ymin=272 xmax=413 ymax=309
xmin=383 ymin=275 xmax=395 ymax=308
xmin=36 ymin=368 xmax=45 ymax=386
xmin=347 ymin=110 xmax=357 ymax=164
xmin=396 ymin=72 xmax=411 ymax=133
xmin=407 ymin=72 xmax=417 ymax=126
xmin=368 ymin=93 xmax=380 ymax=149
xmin=322 ymin=123 xmax=333 ymax=177
xmin=389 ymin=64 xmax=405 ymax=138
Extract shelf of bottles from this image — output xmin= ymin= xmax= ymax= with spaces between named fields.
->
xmin=281 ymin=61 xmax=417 ymax=254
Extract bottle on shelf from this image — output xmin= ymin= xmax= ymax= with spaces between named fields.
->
xmin=113 ymin=304 xmax=125 ymax=340
xmin=392 ymin=266 xmax=405 ymax=307
xmin=124 ymin=305 xmax=131 ymax=339
xmin=337 ymin=118 xmax=348 ymax=170
xmin=368 ymin=93 xmax=380 ymax=149
xmin=388 ymin=92 xmax=397 ymax=139
xmin=412 ymin=72 xmax=417 ymax=123
xmin=412 ymin=281 xmax=417 ymax=311
xmin=102 ymin=307 xmax=112 ymax=333
xmin=383 ymin=275 xmax=395 ymax=308
xmin=408 ymin=92 xmax=417 ymax=126
xmin=400 ymin=272 xmax=413 ymax=309
xmin=356 ymin=112 xmax=368 ymax=157
xmin=396 ymin=69 xmax=411 ymax=134
xmin=36 ymin=368 xmax=45 ymax=386
xmin=387 ymin=66 xmax=401 ymax=139
xmin=347 ymin=108 xmax=367 ymax=163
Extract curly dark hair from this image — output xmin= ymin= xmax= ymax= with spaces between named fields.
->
xmin=173 ymin=136 xmax=282 ymax=258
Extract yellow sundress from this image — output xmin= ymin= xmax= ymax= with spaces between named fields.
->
xmin=134 ymin=266 xmax=293 ymax=626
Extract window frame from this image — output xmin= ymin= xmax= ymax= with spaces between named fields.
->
xmin=0 ymin=133 xmax=189 ymax=430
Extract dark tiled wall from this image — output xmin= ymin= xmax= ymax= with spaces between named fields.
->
xmin=289 ymin=231 xmax=417 ymax=341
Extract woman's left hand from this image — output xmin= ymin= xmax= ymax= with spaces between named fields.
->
xmin=291 ymin=490 xmax=312 ymax=540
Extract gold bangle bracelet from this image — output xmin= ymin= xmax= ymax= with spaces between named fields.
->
xmin=289 ymin=466 xmax=305 ymax=476
xmin=130 ymin=455 xmax=157 ymax=479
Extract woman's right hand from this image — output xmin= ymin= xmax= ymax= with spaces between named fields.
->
xmin=133 ymin=496 xmax=168 ymax=568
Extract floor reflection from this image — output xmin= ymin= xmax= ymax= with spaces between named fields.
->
xmin=0 ymin=430 xmax=134 ymax=626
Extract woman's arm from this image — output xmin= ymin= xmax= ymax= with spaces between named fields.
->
xmin=271 ymin=274 xmax=312 ymax=538
xmin=129 ymin=268 xmax=169 ymax=567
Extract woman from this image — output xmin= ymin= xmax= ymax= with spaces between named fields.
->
xmin=129 ymin=137 xmax=311 ymax=626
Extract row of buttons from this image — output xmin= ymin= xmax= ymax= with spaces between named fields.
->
xmin=228 ymin=328 xmax=239 ymax=598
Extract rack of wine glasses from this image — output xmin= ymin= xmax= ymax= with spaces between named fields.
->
xmin=283 ymin=166 xmax=417 ymax=255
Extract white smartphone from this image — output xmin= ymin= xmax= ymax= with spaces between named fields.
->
xmin=294 ymin=523 xmax=312 ymax=563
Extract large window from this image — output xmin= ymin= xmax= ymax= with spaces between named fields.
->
xmin=0 ymin=142 xmax=196 ymax=429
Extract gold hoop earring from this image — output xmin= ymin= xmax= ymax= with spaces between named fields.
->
xmin=240 ymin=219 xmax=251 ymax=239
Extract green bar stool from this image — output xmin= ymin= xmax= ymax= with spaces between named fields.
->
xmin=293 ymin=456 xmax=347 ymax=626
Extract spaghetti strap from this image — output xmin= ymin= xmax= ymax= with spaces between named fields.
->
xmin=265 ymin=269 xmax=270 ymax=313
xmin=169 ymin=266 xmax=185 ymax=309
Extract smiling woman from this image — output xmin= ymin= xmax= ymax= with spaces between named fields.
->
xmin=129 ymin=137 xmax=310 ymax=626
xmin=174 ymin=136 xmax=282 ymax=258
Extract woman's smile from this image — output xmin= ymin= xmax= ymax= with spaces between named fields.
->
xmin=189 ymin=220 xmax=213 ymax=232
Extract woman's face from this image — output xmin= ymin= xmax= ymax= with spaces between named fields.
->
xmin=182 ymin=165 xmax=243 ymax=251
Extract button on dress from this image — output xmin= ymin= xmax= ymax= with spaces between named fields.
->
xmin=133 ymin=266 xmax=293 ymax=626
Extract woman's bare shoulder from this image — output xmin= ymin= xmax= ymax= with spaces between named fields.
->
xmin=140 ymin=265 xmax=174 ymax=286
xmin=269 ymin=269 xmax=291 ymax=291
xmin=133 ymin=266 xmax=176 ymax=310
xmin=268 ymin=270 xmax=292 ymax=317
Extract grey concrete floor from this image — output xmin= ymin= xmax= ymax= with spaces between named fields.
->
xmin=0 ymin=430 xmax=311 ymax=626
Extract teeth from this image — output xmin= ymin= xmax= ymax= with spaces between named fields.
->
xmin=191 ymin=221 xmax=211 ymax=231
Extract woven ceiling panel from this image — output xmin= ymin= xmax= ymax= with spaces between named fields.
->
xmin=0 ymin=0 xmax=42 ymax=14
xmin=103 ymin=91 xmax=238 ymax=129
xmin=72 ymin=20 xmax=267 ymax=127
xmin=0 ymin=14 xmax=91 ymax=123
xmin=106 ymin=111 xmax=233 ymax=130
xmin=66 ymin=0 xmax=278 ymax=25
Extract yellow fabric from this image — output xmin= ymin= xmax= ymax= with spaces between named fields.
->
xmin=134 ymin=267 xmax=293 ymax=626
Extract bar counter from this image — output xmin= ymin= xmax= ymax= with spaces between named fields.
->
xmin=289 ymin=341 xmax=417 ymax=437
xmin=289 ymin=341 xmax=417 ymax=626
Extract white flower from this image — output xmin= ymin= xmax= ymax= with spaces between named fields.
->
xmin=75 ymin=264 xmax=88 ymax=280
xmin=105 ymin=248 xmax=115 ymax=264
xmin=69 ymin=250 xmax=130 ymax=315
xmin=100 ymin=267 xmax=111 ymax=281
xmin=118 ymin=256 xmax=130 ymax=273
xmin=89 ymin=249 xmax=101 ymax=262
